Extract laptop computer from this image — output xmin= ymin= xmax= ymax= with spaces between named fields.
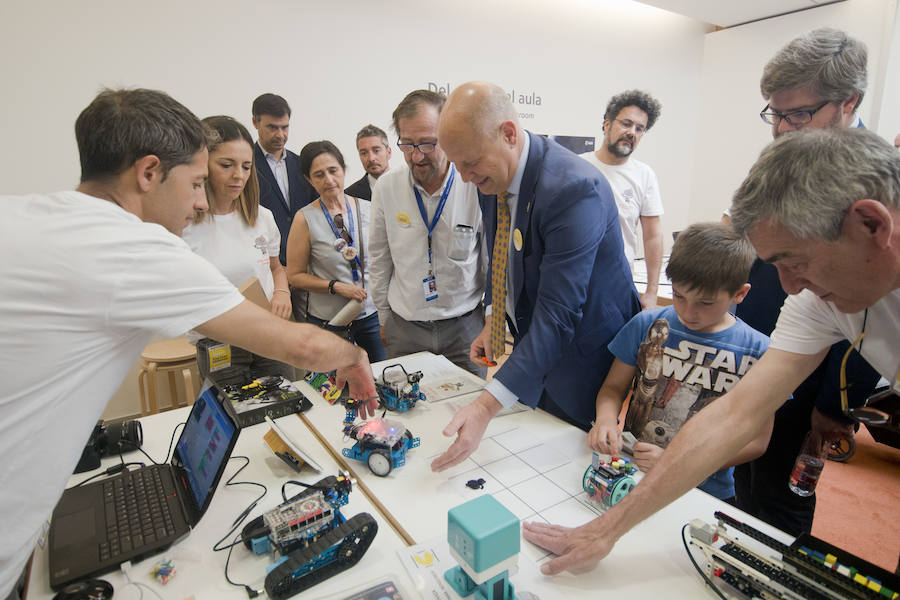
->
xmin=48 ymin=381 xmax=240 ymax=589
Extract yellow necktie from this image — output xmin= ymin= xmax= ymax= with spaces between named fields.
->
xmin=490 ymin=193 xmax=510 ymax=359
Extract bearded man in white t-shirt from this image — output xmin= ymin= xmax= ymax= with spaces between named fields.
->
xmin=581 ymin=90 xmax=664 ymax=309
xmin=0 ymin=88 xmax=378 ymax=600
xmin=523 ymin=127 xmax=900 ymax=575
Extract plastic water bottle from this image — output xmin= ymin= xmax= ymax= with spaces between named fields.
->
xmin=789 ymin=431 xmax=827 ymax=497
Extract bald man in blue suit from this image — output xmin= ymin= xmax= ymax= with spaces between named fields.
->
xmin=432 ymin=81 xmax=641 ymax=471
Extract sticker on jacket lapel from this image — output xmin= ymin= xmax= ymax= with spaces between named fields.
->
xmin=397 ymin=212 xmax=411 ymax=227
xmin=513 ymin=228 xmax=523 ymax=251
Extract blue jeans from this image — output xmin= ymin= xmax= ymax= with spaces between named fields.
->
xmin=307 ymin=312 xmax=387 ymax=363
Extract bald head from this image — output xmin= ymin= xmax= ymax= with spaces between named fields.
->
xmin=439 ymin=81 xmax=524 ymax=195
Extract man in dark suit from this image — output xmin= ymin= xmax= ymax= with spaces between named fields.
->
xmin=431 ymin=81 xmax=641 ymax=471
xmin=345 ymin=124 xmax=392 ymax=200
xmin=251 ymin=93 xmax=316 ymax=265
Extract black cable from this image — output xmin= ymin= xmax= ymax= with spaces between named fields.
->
xmin=682 ymin=523 xmax=728 ymax=600
xmin=213 ymin=456 xmax=268 ymax=552
xmin=73 ymin=462 xmax=145 ymax=487
xmin=280 ymin=479 xmax=328 ymax=503
xmin=163 ymin=422 xmax=186 ymax=464
xmin=212 ymin=456 xmax=268 ymax=598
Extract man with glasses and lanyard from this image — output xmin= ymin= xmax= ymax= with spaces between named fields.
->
xmin=722 ymin=28 xmax=881 ymax=538
xmin=368 ymin=90 xmax=488 ymax=376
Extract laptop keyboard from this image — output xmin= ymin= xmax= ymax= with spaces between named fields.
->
xmin=99 ymin=468 xmax=176 ymax=561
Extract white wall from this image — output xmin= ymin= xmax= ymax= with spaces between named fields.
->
xmin=0 ymin=0 xmax=709 ymax=418
xmin=690 ymin=0 xmax=898 ymax=223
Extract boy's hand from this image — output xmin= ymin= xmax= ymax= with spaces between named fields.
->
xmin=588 ymin=421 xmax=622 ymax=455
xmin=632 ymin=442 xmax=664 ymax=471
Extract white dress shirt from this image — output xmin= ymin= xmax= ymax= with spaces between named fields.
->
xmin=262 ymin=146 xmax=290 ymax=207
xmin=368 ymin=164 xmax=486 ymax=325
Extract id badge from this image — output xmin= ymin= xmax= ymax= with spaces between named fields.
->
xmin=423 ymin=275 xmax=438 ymax=302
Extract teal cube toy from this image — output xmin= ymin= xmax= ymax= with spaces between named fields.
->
xmin=445 ymin=495 xmax=519 ymax=600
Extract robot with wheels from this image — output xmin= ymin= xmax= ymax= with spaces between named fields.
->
xmin=376 ymin=364 xmax=426 ymax=412
xmin=341 ymin=407 xmax=420 ymax=476
xmin=240 ymin=473 xmax=378 ymax=600
xmin=583 ymin=451 xmax=637 ymax=510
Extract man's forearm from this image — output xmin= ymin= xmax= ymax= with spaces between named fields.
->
xmin=643 ymin=236 xmax=663 ymax=297
xmin=196 ymin=300 xmax=366 ymax=373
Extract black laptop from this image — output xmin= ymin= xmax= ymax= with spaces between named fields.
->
xmin=48 ymin=381 xmax=240 ymax=589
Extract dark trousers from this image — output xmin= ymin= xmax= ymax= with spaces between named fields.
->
xmin=306 ymin=312 xmax=387 ymax=363
xmin=195 ymin=338 xmax=297 ymax=386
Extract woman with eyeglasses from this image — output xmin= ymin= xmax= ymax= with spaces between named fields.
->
xmin=286 ymin=140 xmax=386 ymax=362
xmin=182 ymin=116 xmax=295 ymax=381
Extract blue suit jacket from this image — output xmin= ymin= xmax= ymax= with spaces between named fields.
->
xmin=483 ymin=132 xmax=641 ymax=426
xmin=254 ymin=143 xmax=316 ymax=264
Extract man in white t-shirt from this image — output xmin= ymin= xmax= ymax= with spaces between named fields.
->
xmin=0 ymin=88 xmax=377 ymax=600
xmin=581 ymin=90 xmax=663 ymax=309
xmin=523 ymin=127 xmax=900 ymax=575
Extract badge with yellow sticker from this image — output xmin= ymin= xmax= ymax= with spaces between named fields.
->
xmin=397 ymin=212 xmax=411 ymax=227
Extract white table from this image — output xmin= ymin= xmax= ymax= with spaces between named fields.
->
xmin=26 ymin=406 xmax=415 ymax=599
xmin=297 ymin=352 xmax=794 ymax=599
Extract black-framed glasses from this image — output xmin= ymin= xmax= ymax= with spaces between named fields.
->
xmin=397 ymin=140 xmax=437 ymax=154
xmin=759 ymin=101 xmax=831 ymax=126
xmin=613 ymin=118 xmax=646 ymax=135
xmin=333 ymin=213 xmax=353 ymax=244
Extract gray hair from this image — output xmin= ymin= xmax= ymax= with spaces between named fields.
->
xmin=761 ymin=28 xmax=867 ymax=111
xmin=731 ymin=128 xmax=900 ymax=241
xmin=356 ymin=124 xmax=389 ymax=146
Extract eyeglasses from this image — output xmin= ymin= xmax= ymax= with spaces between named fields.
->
xmin=397 ymin=140 xmax=437 ymax=154
xmin=333 ymin=213 xmax=353 ymax=244
xmin=613 ymin=119 xmax=646 ymax=135
xmin=759 ymin=101 xmax=831 ymax=126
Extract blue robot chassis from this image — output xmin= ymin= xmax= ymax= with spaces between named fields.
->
xmin=376 ymin=363 xmax=426 ymax=412
xmin=240 ymin=474 xmax=377 ymax=599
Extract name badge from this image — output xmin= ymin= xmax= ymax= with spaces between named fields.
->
xmin=423 ymin=275 xmax=438 ymax=302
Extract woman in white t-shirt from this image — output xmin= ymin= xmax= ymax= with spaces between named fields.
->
xmin=286 ymin=140 xmax=386 ymax=363
xmin=182 ymin=116 xmax=295 ymax=382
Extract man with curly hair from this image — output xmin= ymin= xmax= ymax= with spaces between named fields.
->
xmin=582 ymin=90 xmax=664 ymax=309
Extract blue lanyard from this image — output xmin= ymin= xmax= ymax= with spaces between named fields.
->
xmin=319 ymin=197 xmax=361 ymax=282
xmin=413 ymin=164 xmax=455 ymax=272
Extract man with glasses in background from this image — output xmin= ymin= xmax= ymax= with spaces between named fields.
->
xmin=368 ymin=90 xmax=488 ymax=376
xmin=346 ymin=124 xmax=392 ymax=201
xmin=724 ymin=28 xmax=881 ymax=538
xmin=581 ymin=90 xmax=664 ymax=309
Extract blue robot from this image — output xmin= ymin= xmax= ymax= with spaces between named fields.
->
xmin=341 ymin=405 xmax=420 ymax=477
xmin=376 ymin=364 xmax=426 ymax=412
xmin=240 ymin=474 xmax=378 ymax=599
xmin=445 ymin=495 xmax=519 ymax=600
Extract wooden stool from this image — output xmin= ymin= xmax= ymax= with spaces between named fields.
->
xmin=138 ymin=338 xmax=198 ymax=415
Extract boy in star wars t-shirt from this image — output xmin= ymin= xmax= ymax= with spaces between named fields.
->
xmin=589 ymin=223 xmax=777 ymax=501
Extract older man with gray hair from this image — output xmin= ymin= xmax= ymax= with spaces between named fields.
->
xmin=524 ymin=127 xmax=900 ymax=575
xmin=727 ymin=27 xmax=880 ymax=538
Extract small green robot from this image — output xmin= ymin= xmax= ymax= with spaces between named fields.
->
xmin=444 ymin=495 xmax=519 ymax=600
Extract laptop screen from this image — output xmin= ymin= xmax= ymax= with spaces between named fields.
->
xmin=175 ymin=383 xmax=237 ymax=511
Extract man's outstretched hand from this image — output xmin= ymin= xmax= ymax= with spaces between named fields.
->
xmin=522 ymin=517 xmax=616 ymax=575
